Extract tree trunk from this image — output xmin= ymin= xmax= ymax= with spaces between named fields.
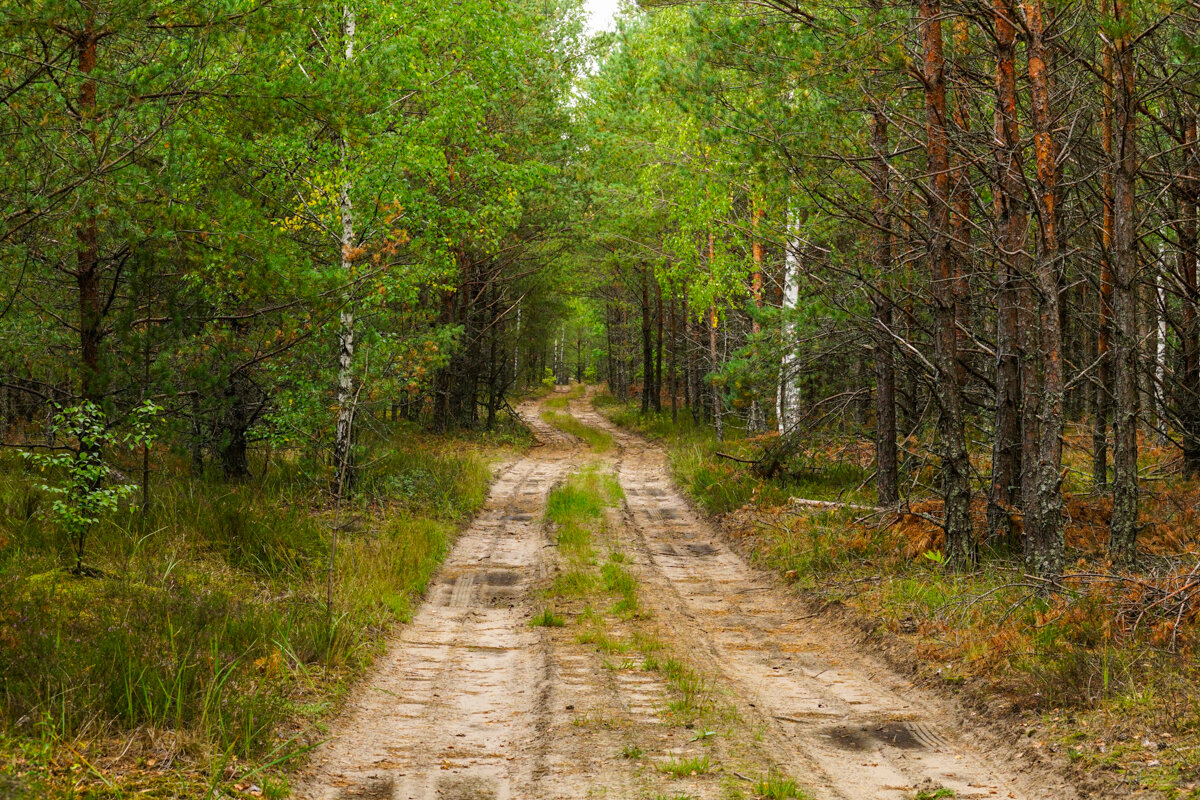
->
xmin=1109 ymin=0 xmax=1139 ymax=565
xmin=654 ymin=281 xmax=664 ymax=411
xmin=1180 ymin=114 xmax=1200 ymax=475
xmin=670 ymin=288 xmax=679 ymax=422
xmin=988 ymin=0 xmax=1024 ymax=542
xmin=870 ymin=96 xmax=899 ymax=506
xmin=75 ymin=27 xmax=102 ymax=407
xmin=921 ymin=0 xmax=974 ymax=567
xmin=332 ymin=5 xmax=358 ymax=499
xmin=710 ymin=305 xmax=724 ymax=441
xmin=748 ymin=199 xmax=765 ymax=432
xmin=1094 ymin=0 xmax=1115 ymax=490
xmin=950 ymin=17 xmax=972 ymax=379
xmin=1023 ymin=0 xmax=1065 ymax=579
xmin=778 ymin=204 xmax=802 ymax=432
xmin=641 ymin=268 xmax=653 ymax=413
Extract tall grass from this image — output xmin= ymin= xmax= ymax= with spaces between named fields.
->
xmin=0 ymin=423 xmax=501 ymax=797
xmin=540 ymin=410 xmax=614 ymax=451
xmin=597 ymin=397 xmax=872 ymax=513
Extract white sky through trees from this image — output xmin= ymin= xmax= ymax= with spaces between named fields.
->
xmin=584 ymin=0 xmax=620 ymax=36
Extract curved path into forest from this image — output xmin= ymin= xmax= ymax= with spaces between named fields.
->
xmin=295 ymin=391 xmax=1080 ymax=800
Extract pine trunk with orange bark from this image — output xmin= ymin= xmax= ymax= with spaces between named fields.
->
xmin=1022 ymin=0 xmax=1065 ymax=579
xmin=920 ymin=0 xmax=973 ymax=567
xmin=987 ymin=0 xmax=1025 ymax=541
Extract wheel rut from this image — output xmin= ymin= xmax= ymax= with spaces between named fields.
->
xmin=296 ymin=404 xmax=575 ymax=800
xmin=574 ymin=401 xmax=1081 ymax=800
xmin=296 ymin=392 xmax=1082 ymax=800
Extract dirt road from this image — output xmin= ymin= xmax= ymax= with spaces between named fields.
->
xmin=296 ymin=394 xmax=1081 ymax=800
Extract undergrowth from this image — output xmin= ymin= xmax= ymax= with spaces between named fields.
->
xmin=599 ymin=394 xmax=1200 ymax=797
xmin=0 ymin=420 xmax=512 ymax=798
xmin=597 ymin=394 xmax=871 ymax=513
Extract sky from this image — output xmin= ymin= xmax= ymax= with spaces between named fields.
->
xmin=584 ymin=0 xmax=621 ymax=37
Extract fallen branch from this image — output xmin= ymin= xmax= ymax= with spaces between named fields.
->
xmin=714 ymin=450 xmax=758 ymax=465
xmin=787 ymin=497 xmax=882 ymax=513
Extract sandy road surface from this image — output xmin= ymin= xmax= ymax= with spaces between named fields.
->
xmin=296 ymin=393 xmax=1080 ymax=800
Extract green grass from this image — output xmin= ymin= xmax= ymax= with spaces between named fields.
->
xmin=546 ymin=468 xmax=622 ymax=526
xmin=602 ymin=557 xmax=640 ymax=616
xmin=543 ymin=384 xmax=585 ymax=410
xmin=914 ymin=789 xmax=955 ymax=800
xmin=658 ymin=754 xmax=713 ymax=777
xmin=549 ymin=569 xmax=601 ymax=597
xmin=0 ymin=422 xmax=502 ymax=798
xmin=541 ymin=410 xmax=614 ymax=451
xmin=754 ymin=773 xmax=810 ymax=799
xmin=530 ymin=607 xmax=566 ymax=627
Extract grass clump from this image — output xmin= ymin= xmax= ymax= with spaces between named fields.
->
xmin=754 ymin=772 xmax=809 ymax=799
xmin=602 ymin=557 xmax=639 ymax=616
xmin=658 ymin=754 xmax=713 ymax=777
xmin=543 ymin=384 xmax=585 ymax=410
xmin=913 ymin=789 xmax=955 ymax=800
xmin=546 ymin=466 xmax=622 ymax=526
xmin=541 ymin=410 xmax=614 ymax=451
xmin=531 ymin=607 xmax=566 ymax=627
xmin=549 ymin=569 xmax=601 ymax=597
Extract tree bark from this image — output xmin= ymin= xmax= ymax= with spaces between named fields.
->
xmin=1095 ymin=0 xmax=1115 ymax=489
xmin=870 ymin=96 xmax=899 ymax=506
xmin=749 ymin=199 xmax=765 ymax=432
xmin=655 ymin=281 xmax=664 ymax=411
xmin=332 ymin=5 xmax=358 ymax=498
xmin=641 ymin=267 xmax=654 ymax=413
xmin=1109 ymin=0 xmax=1139 ymax=565
xmin=669 ymin=287 xmax=679 ymax=422
xmin=920 ymin=0 xmax=974 ymax=567
xmin=778 ymin=204 xmax=802 ymax=432
xmin=987 ymin=0 xmax=1024 ymax=542
xmin=1180 ymin=114 xmax=1200 ymax=475
xmin=1023 ymin=0 xmax=1065 ymax=579
xmin=710 ymin=305 xmax=723 ymax=441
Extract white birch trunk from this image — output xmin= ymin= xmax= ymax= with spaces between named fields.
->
xmin=777 ymin=203 xmax=802 ymax=433
xmin=332 ymin=4 xmax=357 ymax=496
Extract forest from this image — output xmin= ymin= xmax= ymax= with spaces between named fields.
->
xmin=3 ymin=0 xmax=1200 ymax=797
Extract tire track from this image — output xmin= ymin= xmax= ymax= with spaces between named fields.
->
xmin=296 ymin=404 xmax=576 ymax=800
xmin=575 ymin=400 xmax=1081 ymax=800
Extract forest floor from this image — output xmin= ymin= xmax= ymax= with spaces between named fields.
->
xmin=295 ymin=389 xmax=1084 ymax=800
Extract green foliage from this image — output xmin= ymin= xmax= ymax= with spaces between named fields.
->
xmin=21 ymin=402 xmax=160 ymax=573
